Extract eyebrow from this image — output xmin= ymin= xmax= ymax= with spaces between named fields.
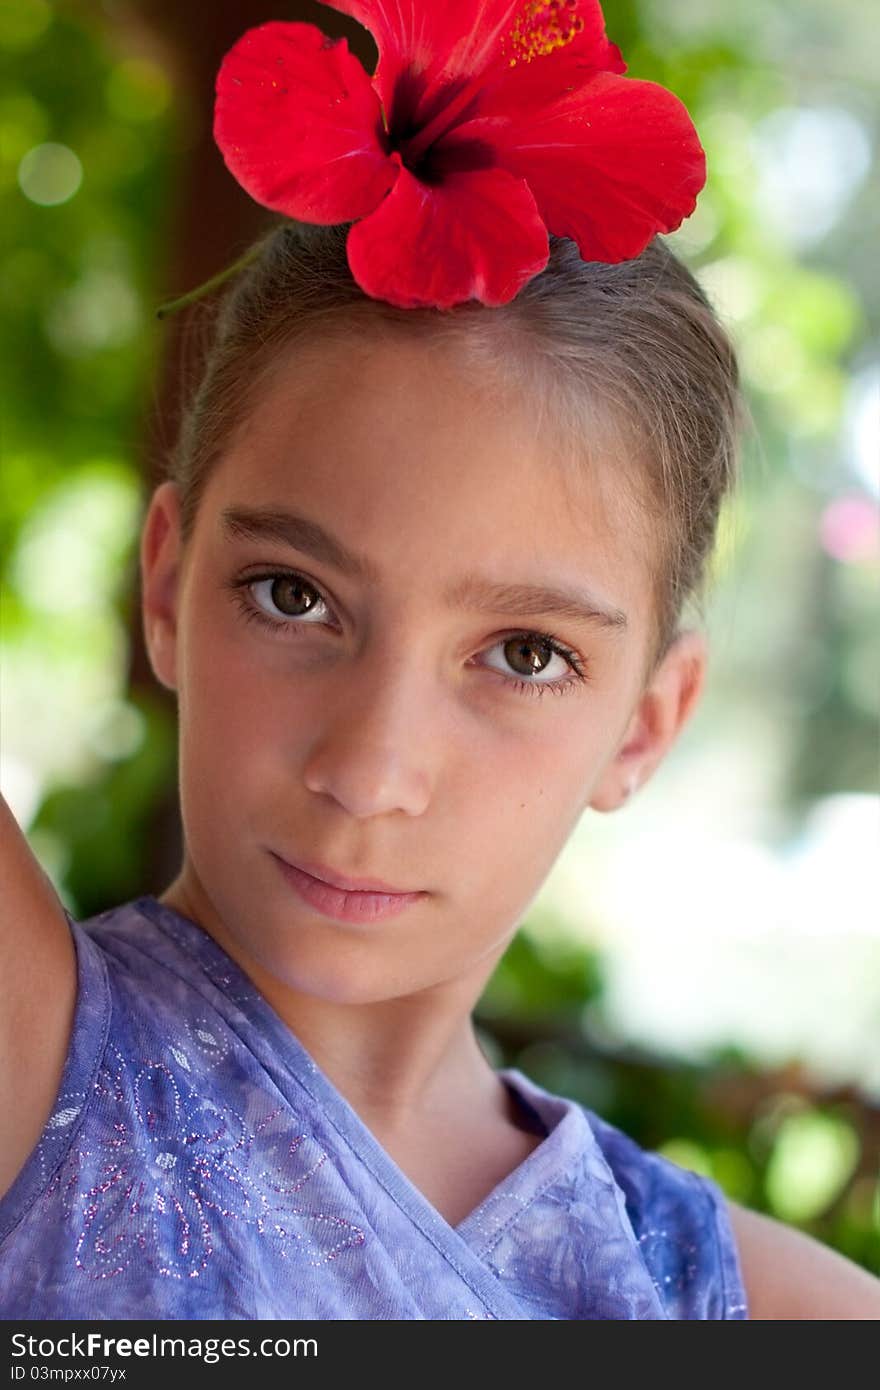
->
xmin=221 ymin=505 xmax=628 ymax=633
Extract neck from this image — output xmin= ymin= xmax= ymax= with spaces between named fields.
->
xmin=156 ymin=870 xmax=507 ymax=1135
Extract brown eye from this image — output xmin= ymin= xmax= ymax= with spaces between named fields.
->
xmin=229 ymin=570 xmax=333 ymax=633
xmin=480 ymin=629 xmax=590 ymax=698
xmin=268 ymin=575 xmax=321 ymax=617
xmin=503 ymin=636 xmax=556 ymax=678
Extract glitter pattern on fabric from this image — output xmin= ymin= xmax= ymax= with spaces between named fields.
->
xmin=0 ymin=897 xmax=748 ymax=1319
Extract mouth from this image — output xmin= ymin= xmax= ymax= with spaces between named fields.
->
xmin=270 ymin=852 xmax=426 ymax=925
xmin=275 ymin=852 xmax=421 ymax=896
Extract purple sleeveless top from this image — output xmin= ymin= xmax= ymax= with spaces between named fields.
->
xmin=0 ymin=897 xmax=748 ymax=1320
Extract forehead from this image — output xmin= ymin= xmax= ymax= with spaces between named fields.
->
xmin=201 ymin=333 xmax=651 ymax=623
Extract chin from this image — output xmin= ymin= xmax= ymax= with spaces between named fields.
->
xmin=251 ymin=935 xmax=419 ymax=1007
xmin=284 ymin=964 xmax=419 ymax=1008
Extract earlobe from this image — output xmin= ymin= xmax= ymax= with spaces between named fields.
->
xmin=140 ymin=480 xmax=184 ymax=693
xmin=587 ymin=629 xmax=708 ymax=815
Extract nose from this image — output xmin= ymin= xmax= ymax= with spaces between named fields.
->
xmin=301 ymin=639 xmax=433 ymax=819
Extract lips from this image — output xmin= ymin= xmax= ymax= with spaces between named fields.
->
xmin=272 ymin=852 xmax=420 ymax=896
xmin=271 ymin=851 xmax=425 ymax=925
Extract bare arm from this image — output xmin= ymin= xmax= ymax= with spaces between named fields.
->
xmin=727 ymin=1197 xmax=880 ymax=1319
xmin=0 ymin=792 xmax=77 ymax=1200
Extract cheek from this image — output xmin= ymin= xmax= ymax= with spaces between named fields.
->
xmin=175 ymin=618 xmax=280 ymax=840
xmin=446 ymin=723 xmax=603 ymax=899
xmin=181 ymin=590 xmax=300 ymax=738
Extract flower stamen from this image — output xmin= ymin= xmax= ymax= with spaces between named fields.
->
xmin=502 ymin=0 xmax=584 ymax=68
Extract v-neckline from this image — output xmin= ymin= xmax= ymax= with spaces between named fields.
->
xmin=134 ymin=894 xmax=589 ymax=1249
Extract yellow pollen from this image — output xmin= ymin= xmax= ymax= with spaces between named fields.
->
xmin=501 ymin=0 xmax=585 ymax=67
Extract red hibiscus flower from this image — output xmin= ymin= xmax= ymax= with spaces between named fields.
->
xmin=213 ymin=1 xmax=706 ymax=309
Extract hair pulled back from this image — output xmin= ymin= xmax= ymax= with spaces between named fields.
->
xmin=165 ymin=220 xmax=743 ymax=683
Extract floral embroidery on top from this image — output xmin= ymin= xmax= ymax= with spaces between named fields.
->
xmin=43 ymin=1041 xmax=366 ymax=1282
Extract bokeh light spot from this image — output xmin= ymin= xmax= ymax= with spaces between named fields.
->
xmin=105 ymin=58 xmax=171 ymax=122
xmin=752 ymin=106 xmax=871 ymax=250
xmin=17 ymin=141 xmax=82 ymax=206
xmin=765 ymin=1109 xmax=860 ymax=1222
xmin=819 ymin=495 xmax=880 ymax=564
xmin=656 ymin=1138 xmax=713 ymax=1177
xmin=44 ymin=269 xmax=141 ymax=356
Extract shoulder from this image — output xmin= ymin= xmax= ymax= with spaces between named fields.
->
xmin=725 ymin=1198 xmax=880 ymax=1319
xmin=581 ymin=1107 xmax=748 ymax=1317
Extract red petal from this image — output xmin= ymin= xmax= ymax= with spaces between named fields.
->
xmin=345 ymin=160 xmax=549 ymax=307
xmin=323 ymin=1 xmax=622 ymax=136
xmin=443 ymin=65 xmax=706 ymax=261
xmin=214 ymin=21 xmax=397 ymax=222
xmin=325 ymin=1 xmax=519 ymax=126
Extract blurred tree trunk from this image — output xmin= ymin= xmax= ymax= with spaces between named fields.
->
xmin=118 ymin=1 xmax=377 ymax=891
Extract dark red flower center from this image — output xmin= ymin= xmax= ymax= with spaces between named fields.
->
xmin=394 ymin=1 xmax=587 ymax=176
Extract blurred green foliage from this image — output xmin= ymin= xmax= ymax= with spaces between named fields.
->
xmin=2 ymin=0 xmax=878 ymax=1282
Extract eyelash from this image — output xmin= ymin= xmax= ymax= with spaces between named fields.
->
xmin=225 ymin=569 xmax=591 ymax=700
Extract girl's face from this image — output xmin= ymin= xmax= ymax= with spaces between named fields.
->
xmin=142 ymin=334 xmax=705 ymax=1012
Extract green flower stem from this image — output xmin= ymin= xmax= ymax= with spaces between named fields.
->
xmin=155 ymin=243 xmax=262 ymax=319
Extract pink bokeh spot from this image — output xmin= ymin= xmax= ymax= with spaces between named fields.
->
xmin=818 ymin=495 xmax=880 ymax=563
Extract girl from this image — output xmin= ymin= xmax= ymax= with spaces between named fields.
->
xmin=2 ymin=2 xmax=879 ymax=1320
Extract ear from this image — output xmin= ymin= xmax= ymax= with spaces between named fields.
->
xmin=588 ymin=628 xmax=708 ymax=813
xmin=140 ymin=480 xmax=184 ymax=693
